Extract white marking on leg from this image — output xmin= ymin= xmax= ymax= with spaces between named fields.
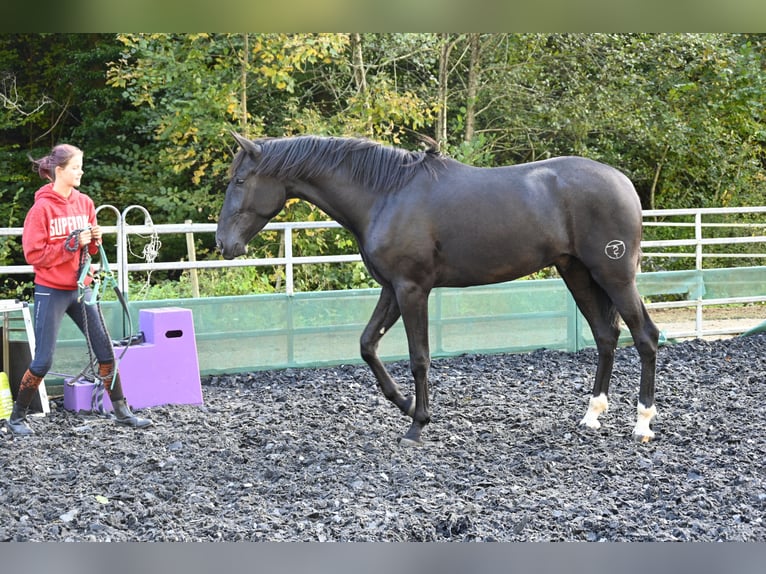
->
xmin=633 ymin=402 xmax=657 ymax=441
xmin=580 ymin=393 xmax=608 ymax=429
xmin=379 ymin=327 xmax=386 ymax=335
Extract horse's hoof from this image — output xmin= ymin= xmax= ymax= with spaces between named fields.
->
xmin=579 ymin=394 xmax=607 ymax=430
xmin=579 ymin=417 xmax=601 ymax=431
xmin=633 ymin=430 xmax=655 ymax=443
xmin=400 ymin=422 xmax=423 ymax=446
xmin=633 ymin=403 xmax=657 ymax=443
xmin=398 ymin=436 xmax=423 ymax=447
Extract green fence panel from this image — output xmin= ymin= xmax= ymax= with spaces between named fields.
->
xmin=700 ymin=266 xmax=766 ymax=299
xmin=8 ymin=266 xmax=764 ymax=384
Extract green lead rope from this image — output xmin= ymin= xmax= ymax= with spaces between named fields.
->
xmin=78 ymin=243 xmax=113 ymax=305
xmin=76 ymin=240 xmax=132 ymax=329
xmin=68 ymin=229 xmax=135 ymax=414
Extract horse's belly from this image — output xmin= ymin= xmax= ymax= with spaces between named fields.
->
xmin=365 ymin=199 xmax=567 ymax=288
xmin=433 ymin=241 xmax=556 ymax=288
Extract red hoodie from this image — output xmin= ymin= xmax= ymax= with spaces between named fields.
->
xmin=22 ymin=182 xmax=99 ymax=290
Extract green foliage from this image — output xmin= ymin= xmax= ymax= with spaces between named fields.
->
xmin=105 ymin=33 xmax=243 ymax=223
xmin=2 ymin=33 xmax=765 ymax=296
xmin=445 ymin=133 xmax=495 ymax=167
xmin=128 ymin=266 xmax=279 ymax=300
xmin=468 ymin=33 xmax=765 ymax=211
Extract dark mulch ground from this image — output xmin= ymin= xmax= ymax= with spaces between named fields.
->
xmin=1 ymin=334 xmax=764 ymax=542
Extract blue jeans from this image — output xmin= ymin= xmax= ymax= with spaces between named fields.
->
xmin=30 ymin=284 xmax=114 ymax=376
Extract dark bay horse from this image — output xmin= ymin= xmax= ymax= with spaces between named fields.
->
xmin=216 ymin=133 xmax=659 ymax=445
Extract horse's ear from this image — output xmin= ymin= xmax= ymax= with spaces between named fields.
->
xmin=231 ymin=131 xmax=262 ymax=157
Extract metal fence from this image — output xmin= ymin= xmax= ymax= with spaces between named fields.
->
xmin=2 ymin=205 xmax=766 ymax=340
xmin=639 ymin=206 xmax=766 ymax=337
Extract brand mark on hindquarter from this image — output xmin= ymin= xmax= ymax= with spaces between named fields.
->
xmin=605 ymin=240 xmax=626 ymax=260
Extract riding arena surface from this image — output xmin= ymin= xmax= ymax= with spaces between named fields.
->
xmin=1 ymin=334 xmax=764 ymax=542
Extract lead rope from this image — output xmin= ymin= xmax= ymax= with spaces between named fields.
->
xmin=65 ymin=228 xmax=133 ymax=415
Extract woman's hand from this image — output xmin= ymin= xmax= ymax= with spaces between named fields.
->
xmin=79 ymin=225 xmax=101 ymax=246
xmin=90 ymin=224 xmax=102 ymax=245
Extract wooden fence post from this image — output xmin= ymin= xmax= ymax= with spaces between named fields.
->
xmin=185 ymin=220 xmax=200 ymax=298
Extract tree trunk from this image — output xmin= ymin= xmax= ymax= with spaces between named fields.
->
xmin=464 ymin=33 xmax=481 ymax=143
xmin=650 ymin=144 xmax=670 ymax=210
xmin=351 ymin=33 xmax=372 ymax=135
xmin=240 ymin=33 xmax=249 ymax=136
xmin=436 ymin=33 xmax=455 ymax=149
xmin=351 ymin=33 xmax=367 ymax=93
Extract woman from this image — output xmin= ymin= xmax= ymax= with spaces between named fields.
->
xmin=6 ymin=143 xmax=151 ymax=435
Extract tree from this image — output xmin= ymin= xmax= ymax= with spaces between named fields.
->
xmin=2 ymin=33 xmax=764 ymax=297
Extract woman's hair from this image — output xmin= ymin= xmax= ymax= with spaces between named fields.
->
xmin=29 ymin=144 xmax=83 ymax=181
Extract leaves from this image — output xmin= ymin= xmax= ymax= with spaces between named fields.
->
xmin=1 ymin=33 xmax=765 ymax=296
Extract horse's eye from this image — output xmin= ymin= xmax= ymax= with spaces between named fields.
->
xmin=235 ymin=178 xmax=246 ymax=185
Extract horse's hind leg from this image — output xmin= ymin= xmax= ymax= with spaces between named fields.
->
xmin=360 ymin=286 xmax=413 ymax=416
xmin=557 ymin=258 xmax=621 ymax=431
xmin=603 ymin=283 xmax=660 ymax=441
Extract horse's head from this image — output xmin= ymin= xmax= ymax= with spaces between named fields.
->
xmin=216 ymin=132 xmax=287 ymax=259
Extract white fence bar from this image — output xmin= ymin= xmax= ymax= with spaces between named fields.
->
xmin=2 ymin=206 xmax=765 ymax=339
xmin=640 ymin=206 xmax=766 ymax=338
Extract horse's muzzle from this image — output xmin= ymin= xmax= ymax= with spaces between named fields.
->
xmin=215 ymin=237 xmax=246 ymax=260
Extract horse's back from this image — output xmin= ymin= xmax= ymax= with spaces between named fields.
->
xmin=433 ymin=155 xmax=642 ymax=234
xmin=366 ymin=155 xmax=644 ymax=288
xmin=494 ymin=156 xmax=638 ymax=205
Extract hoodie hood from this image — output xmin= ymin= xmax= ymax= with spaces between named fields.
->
xmin=34 ymin=182 xmax=83 ymax=205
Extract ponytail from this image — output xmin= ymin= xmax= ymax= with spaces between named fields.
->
xmin=29 ymin=153 xmax=54 ymax=181
xmin=29 ymin=144 xmax=83 ymax=181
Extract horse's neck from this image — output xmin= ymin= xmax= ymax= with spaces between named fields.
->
xmin=290 ymin=179 xmax=374 ymax=236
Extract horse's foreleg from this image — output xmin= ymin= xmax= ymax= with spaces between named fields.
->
xmin=395 ymin=282 xmax=432 ymax=446
xmin=360 ymin=287 xmax=413 ymax=416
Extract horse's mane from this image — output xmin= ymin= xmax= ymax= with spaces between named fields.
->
xmin=230 ymin=135 xmax=444 ymax=194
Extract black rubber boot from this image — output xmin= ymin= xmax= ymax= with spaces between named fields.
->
xmin=6 ymin=402 xmax=34 ymax=436
xmin=111 ymin=399 xmax=152 ymax=428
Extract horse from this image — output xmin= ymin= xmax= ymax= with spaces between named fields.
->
xmin=216 ymin=133 xmax=660 ymax=446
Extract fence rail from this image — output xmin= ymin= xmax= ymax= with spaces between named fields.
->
xmin=2 ymin=206 xmax=765 ymax=339
xmin=636 ymin=207 xmax=766 ymax=338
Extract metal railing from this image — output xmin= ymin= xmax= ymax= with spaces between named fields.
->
xmin=0 ymin=209 xmax=361 ymax=298
xmin=2 ymin=206 xmax=765 ymax=338
xmin=639 ymin=206 xmax=766 ymax=338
